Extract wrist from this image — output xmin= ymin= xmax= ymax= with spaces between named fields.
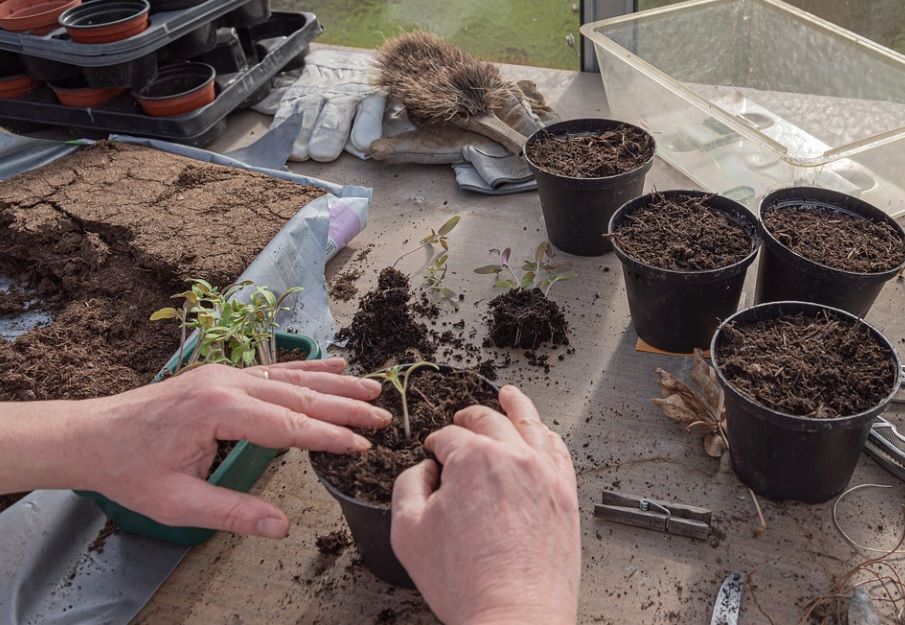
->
xmin=0 ymin=399 xmax=91 ymax=493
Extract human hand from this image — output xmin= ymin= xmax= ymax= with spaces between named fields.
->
xmin=268 ymin=49 xmax=387 ymax=162
xmin=74 ymin=358 xmax=390 ymax=538
xmin=391 ymin=385 xmax=580 ymax=625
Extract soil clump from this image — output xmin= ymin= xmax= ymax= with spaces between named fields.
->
xmin=762 ymin=204 xmax=905 ymax=273
xmin=484 ymin=288 xmax=569 ymax=349
xmin=525 ymin=123 xmax=654 ymax=178
xmin=717 ymin=310 xmax=897 ymax=418
xmin=610 ymin=193 xmax=753 ymax=271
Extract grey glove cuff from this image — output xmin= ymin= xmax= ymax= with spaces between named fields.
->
xmin=462 ymin=144 xmax=534 ymax=189
xmin=453 ymin=163 xmax=537 ymax=195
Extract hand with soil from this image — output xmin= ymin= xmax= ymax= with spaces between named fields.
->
xmin=391 ymin=385 xmax=580 ymax=625
xmin=0 ymin=358 xmax=391 ymax=539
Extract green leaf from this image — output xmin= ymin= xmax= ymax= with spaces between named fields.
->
xmin=438 ymin=215 xmax=460 ymax=236
xmin=474 ymin=265 xmax=503 ymax=274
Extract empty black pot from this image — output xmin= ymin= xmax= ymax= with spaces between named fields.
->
xmin=754 ymin=187 xmax=905 ymax=317
xmin=525 ymin=118 xmax=655 ymax=257
xmin=609 ymin=190 xmax=761 ymax=353
xmin=711 ymin=301 xmax=901 ymax=503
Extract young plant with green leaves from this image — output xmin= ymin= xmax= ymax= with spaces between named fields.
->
xmin=394 ymin=216 xmax=462 ymax=303
xmin=364 ymin=361 xmax=440 ymax=441
xmin=150 ymin=278 xmax=302 ymax=373
xmin=474 ymin=241 xmax=577 ymax=296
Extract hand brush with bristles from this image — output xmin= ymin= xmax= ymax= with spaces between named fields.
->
xmin=375 ymin=30 xmax=529 ymax=155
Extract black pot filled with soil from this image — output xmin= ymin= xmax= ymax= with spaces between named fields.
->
xmin=608 ymin=190 xmax=760 ymax=354
xmin=309 ymin=363 xmax=500 ymax=587
xmin=754 ymin=187 xmax=905 ymax=317
xmin=524 ymin=118 xmax=655 ymax=257
xmin=711 ymin=301 xmax=901 ymax=503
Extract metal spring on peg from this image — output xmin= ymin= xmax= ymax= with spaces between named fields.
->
xmin=639 ymin=498 xmax=672 ymax=519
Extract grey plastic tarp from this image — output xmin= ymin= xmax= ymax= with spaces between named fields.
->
xmin=0 ymin=126 xmax=371 ymax=625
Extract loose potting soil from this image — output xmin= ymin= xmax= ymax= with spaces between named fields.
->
xmin=717 ymin=310 xmax=897 ymax=418
xmin=484 ymin=287 xmax=570 ymax=349
xmin=762 ymin=204 xmax=905 ymax=273
xmin=524 ymin=123 xmax=655 ymax=178
xmin=310 ymin=367 xmax=500 ymax=505
xmin=610 ymin=193 xmax=753 ymax=271
xmin=0 ymin=140 xmax=327 ymax=513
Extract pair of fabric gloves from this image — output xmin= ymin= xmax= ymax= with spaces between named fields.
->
xmin=252 ymin=49 xmax=558 ymax=195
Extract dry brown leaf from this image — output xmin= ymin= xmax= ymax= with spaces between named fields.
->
xmin=652 ymin=356 xmax=728 ymax=458
xmin=651 ymin=395 xmax=701 ymax=424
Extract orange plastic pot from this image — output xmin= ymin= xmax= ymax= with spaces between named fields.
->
xmin=133 ymin=62 xmax=215 ymax=117
xmin=50 ymin=76 xmax=126 ymax=107
xmin=58 ymin=0 xmax=149 ymax=44
xmin=0 ymin=0 xmax=80 ymax=36
xmin=0 ymin=73 xmax=42 ymax=99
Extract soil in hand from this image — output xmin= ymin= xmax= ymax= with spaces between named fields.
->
xmin=611 ymin=192 xmax=754 ymax=271
xmin=484 ymin=287 xmax=569 ymax=349
xmin=718 ymin=310 xmax=897 ymax=418
xmin=525 ymin=123 xmax=654 ymax=178
xmin=336 ymin=266 xmax=436 ymax=372
xmin=762 ymin=204 xmax=905 ymax=273
xmin=310 ymin=367 xmax=500 ymax=505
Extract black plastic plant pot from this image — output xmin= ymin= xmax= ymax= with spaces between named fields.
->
xmin=754 ymin=187 xmax=905 ymax=318
xmin=310 ymin=363 xmax=499 ymax=588
xmin=219 ymin=0 xmax=271 ymax=27
xmin=711 ymin=301 xmax=902 ymax=503
xmin=76 ymin=331 xmax=321 ymax=546
xmin=608 ymin=190 xmax=761 ymax=353
xmin=524 ymin=118 xmax=655 ymax=257
xmin=312 ymin=466 xmax=415 ymax=588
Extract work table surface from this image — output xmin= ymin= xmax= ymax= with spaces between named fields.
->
xmin=129 ymin=50 xmax=905 ymax=625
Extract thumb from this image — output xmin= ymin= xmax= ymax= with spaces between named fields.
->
xmin=391 ymin=459 xmax=439 ymax=544
xmin=154 ymin=474 xmax=290 ymax=539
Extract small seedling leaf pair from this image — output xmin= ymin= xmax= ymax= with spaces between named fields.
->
xmin=651 ymin=348 xmax=727 ymax=458
xmin=474 ymin=241 xmax=577 ymax=296
xmin=151 ymin=278 xmax=302 ymax=373
xmin=365 ymin=361 xmax=440 ymax=441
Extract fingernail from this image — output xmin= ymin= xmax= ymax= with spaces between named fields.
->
xmin=373 ymin=407 xmax=393 ymax=423
xmin=360 ymin=378 xmax=383 ymax=393
xmin=255 ymin=516 xmax=289 ymax=539
xmin=354 ymin=434 xmax=372 ymax=451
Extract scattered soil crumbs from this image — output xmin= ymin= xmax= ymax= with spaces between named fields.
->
xmin=717 ymin=310 xmax=897 ymax=418
xmin=88 ymin=519 xmax=120 ymax=553
xmin=762 ymin=203 xmax=905 ymax=273
xmin=484 ymin=288 xmax=569 ymax=349
xmin=311 ymin=367 xmax=500 ymax=505
xmin=336 ymin=267 xmax=435 ymax=371
xmin=525 ymin=123 xmax=654 ymax=178
xmin=328 ymin=268 xmax=363 ymax=301
xmin=610 ymin=193 xmax=754 ymax=271
xmin=0 ymin=140 xmax=327 ymax=513
xmin=315 ymin=529 xmax=352 ymax=555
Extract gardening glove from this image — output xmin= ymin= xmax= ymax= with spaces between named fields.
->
xmin=370 ymin=80 xmax=558 ymax=194
xmin=256 ymin=49 xmax=386 ymax=162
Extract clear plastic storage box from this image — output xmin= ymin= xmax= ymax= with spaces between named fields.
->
xmin=580 ymin=0 xmax=905 ymax=217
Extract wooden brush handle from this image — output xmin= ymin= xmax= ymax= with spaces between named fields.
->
xmin=455 ymin=112 xmax=527 ymax=155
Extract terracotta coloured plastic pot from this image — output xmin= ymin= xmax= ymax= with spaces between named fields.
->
xmin=50 ymin=75 xmax=127 ymax=107
xmin=0 ymin=0 xmax=80 ymax=36
xmin=58 ymin=0 xmax=149 ymax=44
xmin=133 ymin=62 xmax=215 ymax=116
xmin=525 ymin=118 xmax=656 ymax=257
xmin=711 ymin=301 xmax=901 ymax=503
xmin=754 ymin=187 xmax=905 ymax=318
xmin=0 ymin=72 xmax=42 ymax=99
xmin=608 ymin=190 xmax=761 ymax=353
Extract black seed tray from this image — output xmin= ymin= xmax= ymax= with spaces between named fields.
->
xmin=0 ymin=12 xmax=322 ymax=147
xmin=0 ymin=0 xmax=259 ymax=67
